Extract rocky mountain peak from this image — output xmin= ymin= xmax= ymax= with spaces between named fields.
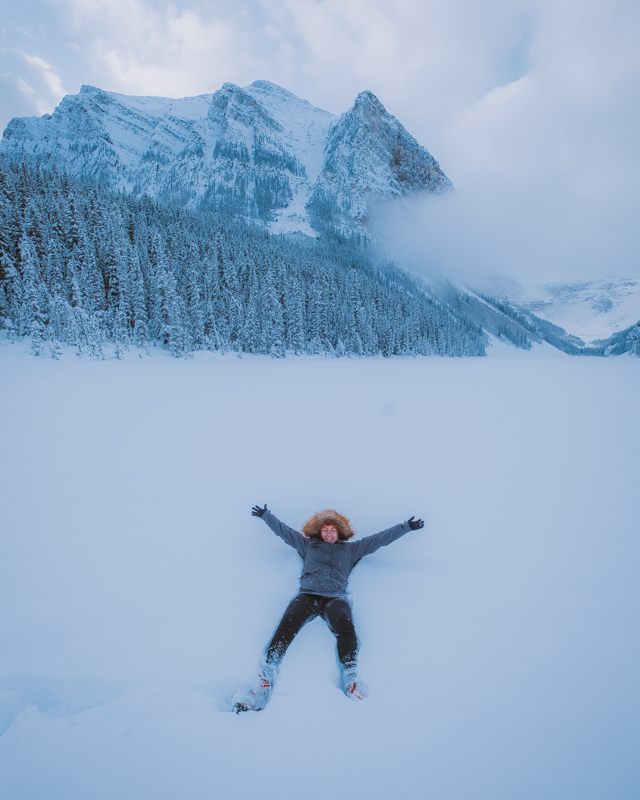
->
xmin=1 ymin=81 xmax=451 ymax=236
xmin=353 ymin=89 xmax=386 ymax=114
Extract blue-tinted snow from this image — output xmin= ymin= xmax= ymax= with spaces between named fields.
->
xmin=0 ymin=341 xmax=638 ymax=799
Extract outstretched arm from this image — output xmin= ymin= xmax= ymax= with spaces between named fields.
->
xmin=252 ymin=505 xmax=308 ymax=559
xmin=350 ymin=516 xmax=424 ymax=562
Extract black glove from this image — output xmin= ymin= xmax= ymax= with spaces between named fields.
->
xmin=407 ymin=516 xmax=424 ymax=530
xmin=251 ymin=504 xmax=268 ymax=518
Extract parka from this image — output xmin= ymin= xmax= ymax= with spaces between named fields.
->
xmin=261 ymin=510 xmax=412 ymax=598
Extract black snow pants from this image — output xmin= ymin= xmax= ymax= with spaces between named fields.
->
xmin=266 ymin=593 xmax=358 ymax=668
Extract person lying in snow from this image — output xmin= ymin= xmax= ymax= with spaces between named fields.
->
xmin=233 ymin=505 xmax=424 ymax=712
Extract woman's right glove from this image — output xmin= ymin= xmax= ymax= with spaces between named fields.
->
xmin=251 ymin=504 xmax=269 ymax=518
xmin=407 ymin=516 xmax=424 ymax=530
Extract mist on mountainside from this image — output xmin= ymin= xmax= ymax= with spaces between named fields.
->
xmin=370 ymin=178 xmax=640 ymax=292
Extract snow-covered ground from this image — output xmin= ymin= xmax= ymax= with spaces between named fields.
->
xmin=1 ymin=341 xmax=638 ymax=800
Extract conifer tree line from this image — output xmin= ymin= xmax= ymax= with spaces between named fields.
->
xmin=0 ymin=158 xmax=485 ymax=359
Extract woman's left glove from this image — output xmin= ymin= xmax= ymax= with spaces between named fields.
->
xmin=252 ymin=504 xmax=269 ymax=518
xmin=407 ymin=516 xmax=424 ymax=530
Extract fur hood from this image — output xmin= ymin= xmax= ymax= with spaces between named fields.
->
xmin=302 ymin=510 xmax=355 ymax=540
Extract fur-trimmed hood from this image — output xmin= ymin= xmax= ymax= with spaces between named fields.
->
xmin=302 ymin=510 xmax=355 ymax=540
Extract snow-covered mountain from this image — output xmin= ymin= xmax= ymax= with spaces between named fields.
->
xmin=0 ymin=81 xmax=451 ymax=236
xmin=517 ymin=277 xmax=640 ymax=344
xmin=479 ymin=274 xmax=640 ymax=345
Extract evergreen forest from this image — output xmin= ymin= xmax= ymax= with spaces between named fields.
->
xmin=0 ymin=158 xmax=486 ymax=359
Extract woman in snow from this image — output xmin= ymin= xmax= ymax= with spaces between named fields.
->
xmin=234 ymin=505 xmax=424 ymax=712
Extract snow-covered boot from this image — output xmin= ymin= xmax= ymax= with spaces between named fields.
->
xmin=233 ymin=662 xmax=277 ymax=713
xmin=342 ymin=664 xmax=366 ymax=701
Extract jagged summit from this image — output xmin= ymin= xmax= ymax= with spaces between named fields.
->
xmin=354 ymin=89 xmax=384 ymax=108
xmin=1 ymin=81 xmax=451 ymax=236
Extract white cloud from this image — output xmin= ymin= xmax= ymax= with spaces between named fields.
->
xmin=62 ymin=0 xmax=261 ymax=97
xmin=17 ymin=77 xmax=53 ymax=116
xmin=17 ymin=77 xmax=35 ymax=96
xmin=1 ymin=0 xmax=638 ymax=282
xmin=22 ymin=53 xmax=66 ymax=103
xmin=261 ymin=0 xmax=537 ymax=121
xmin=365 ymin=0 xmax=640 ymax=283
xmin=14 ymin=52 xmax=67 ymax=116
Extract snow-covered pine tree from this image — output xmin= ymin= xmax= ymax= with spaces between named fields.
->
xmin=132 ymin=262 xmax=150 ymax=354
xmin=19 ymin=233 xmax=46 ymax=355
xmin=0 ymin=157 xmax=488 ymax=360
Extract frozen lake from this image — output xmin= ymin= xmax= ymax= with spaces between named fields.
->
xmin=1 ymin=341 xmax=638 ymax=800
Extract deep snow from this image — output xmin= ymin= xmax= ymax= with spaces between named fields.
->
xmin=0 ymin=341 xmax=638 ymax=800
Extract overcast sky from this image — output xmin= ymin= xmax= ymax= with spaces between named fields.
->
xmin=2 ymin=0 xmax=639 ymax=283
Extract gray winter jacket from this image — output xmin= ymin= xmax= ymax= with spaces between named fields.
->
xmin=262 ymin=511 xmax=412 ymax=598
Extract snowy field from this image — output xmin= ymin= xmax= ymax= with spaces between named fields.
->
xmin=1 ymin=340 xmax=639 ymax=800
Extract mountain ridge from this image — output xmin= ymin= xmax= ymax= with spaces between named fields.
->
xmin=1 ymin=81 xmax=452 ymax=237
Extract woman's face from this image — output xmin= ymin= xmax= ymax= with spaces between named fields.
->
xmin=320 ymin=524 xmax=339 ymax=544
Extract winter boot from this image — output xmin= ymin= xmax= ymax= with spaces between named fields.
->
xmin=233 ymin=661 xmax=277 ymax=713
xmin=342 ymin=663 xmax=366 ymax=701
